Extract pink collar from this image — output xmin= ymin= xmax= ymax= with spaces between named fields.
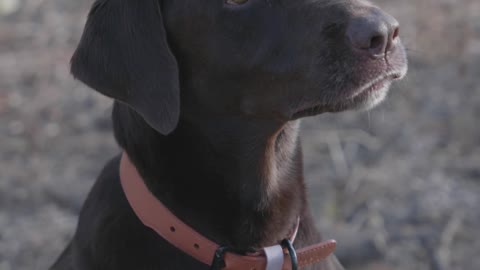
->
xmin=119 ymin=152 xmax=336 ymax=270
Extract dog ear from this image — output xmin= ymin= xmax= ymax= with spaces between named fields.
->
xmin=71 ymin=0 xmax=179 ymax=135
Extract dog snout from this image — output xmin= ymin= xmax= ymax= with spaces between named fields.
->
xmin=346 ymin=8 xmax=400 ymax=57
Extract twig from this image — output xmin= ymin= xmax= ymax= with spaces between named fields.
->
xmin=434 ymin=212 xmax=465 ymax=270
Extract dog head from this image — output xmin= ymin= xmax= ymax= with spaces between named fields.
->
xmin=72 ymin=0 xmax=407 ymax=134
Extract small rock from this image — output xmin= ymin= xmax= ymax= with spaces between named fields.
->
xmin=7 ymin=92 xmax=23 ymax=108
xmin=45 ymin=122 xmax=61 ymax=137
xmin=0 ymin=0 xmax=20 ymax=16
xmin=467 ymin=39 xmax=480 ymax=55
xmin=8 ymin=120 xmax=24 ymax=135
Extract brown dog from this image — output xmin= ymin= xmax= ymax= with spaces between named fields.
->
xmin=51 ymin=0 xmax=407 ymax=269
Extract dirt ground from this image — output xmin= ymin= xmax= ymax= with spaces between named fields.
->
xmin=0 ymin=0 xmax=479 ymax=269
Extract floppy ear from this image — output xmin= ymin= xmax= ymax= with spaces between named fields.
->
xmin=71 ymin=0 xmax=179 ymax=135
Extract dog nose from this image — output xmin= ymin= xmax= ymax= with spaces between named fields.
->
xmin=346 ymin=9 xmax=400 ymax=57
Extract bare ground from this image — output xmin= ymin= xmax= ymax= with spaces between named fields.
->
xmin=0 ymin=0 xmax=479 ymax=269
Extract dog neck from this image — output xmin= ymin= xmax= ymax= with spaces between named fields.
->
xmin=113 ymin=102 xmax=307 ymax=249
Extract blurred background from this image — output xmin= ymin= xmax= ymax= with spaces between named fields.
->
xmin=0 ymin=0 xmax=479 ymax=269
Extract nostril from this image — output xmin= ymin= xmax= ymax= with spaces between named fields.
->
xmin=347 ymin=8 xmax=401 ymax=57
xmin=392 ymin=27 xmax=400 ymax=40
xmin=385 ymin=26 xmax=400 ymax=54
xmin=346 ymin=19 xmax=389 ymax=57
xmin=370 ymin=35 xmax=385 ymax=52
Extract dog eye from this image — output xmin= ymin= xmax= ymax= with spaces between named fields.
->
xmin=225 ymin=0 xmax=249 ymax=5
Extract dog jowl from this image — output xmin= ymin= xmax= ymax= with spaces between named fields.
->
xmin=54 ymin=0 xmax=408 ymax=270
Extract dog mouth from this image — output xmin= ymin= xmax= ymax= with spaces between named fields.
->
xmin=292 ymin=70 xmax=406 ymax=119
xmin=352 ymin=71 xmax=403 ymax=98
xmin=346 ymin=71 xmax=403 ymax=109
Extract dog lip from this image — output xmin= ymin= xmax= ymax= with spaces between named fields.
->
xmin=351 ymin=70 xmax=405 ymax=99
xmin=291 ymin=69 xmax=406 ymax=119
